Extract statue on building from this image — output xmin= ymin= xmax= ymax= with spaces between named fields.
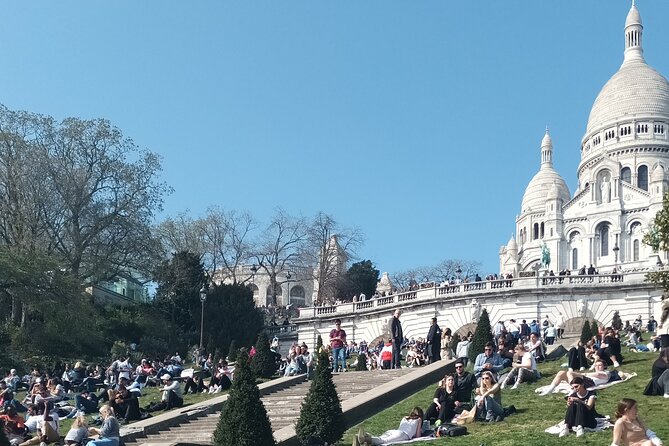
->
xmin=471 ymin=299 xmax=481 ymax=322
xmin=541 ymin=242 xmax=551 ymax=269
xmin=600 ymin=178 xmax=611 ymax=203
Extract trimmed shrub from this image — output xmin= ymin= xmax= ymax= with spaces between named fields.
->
xmin=590 ymin=320 xmax=599 ymax=338
xmin=316 ymin=335 xmax=323 ymax=352
xmin=296 ymin=350 xmax=345 ymax=445
xmin=580 ymin=320 xmax=593 ymax=343
xmin=468 ymin=309 xmax=493 ymax=364
xmin=212 ymin=350 xmax=275 ymax=446
xmin=251 ymin=331 xmax=276 ymax=379
xmin=355 ymin=352 xmax=368 ymax=371
xmin=228 ymin=340 xmax=238 ymax=363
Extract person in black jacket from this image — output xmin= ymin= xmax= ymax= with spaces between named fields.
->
xmin=426 ymin=317 xmax=442 ymax=364
xmin=391 ymin=309 xmax=404 ymax=369
xmin=425 ymin=375 xmax=457 ymax=425
xmin=643 ymin=347 xmax=669 ymax=397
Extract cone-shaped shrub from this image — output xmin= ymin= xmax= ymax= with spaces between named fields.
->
xmin=228 ymin=339 xmax=238 ymax=362
xmin=355 ymin=352 xmax=368 ymax=371
xmin=590 ymin=320 xmax=600 ymax=338
xmin=580 ymin=320 xmax=593 ymax=343
xmin=251 ymin=331 xmax=276 ymax=379
xmin=316 ymin=335 xmax=323 ymax=352
xmin=212 ymin=350 xmax=275 ymax=446
xmin=468 ymin=308 xmax=493 ymax=363
xmin=295 ymin=350 xmax=345 ymax=445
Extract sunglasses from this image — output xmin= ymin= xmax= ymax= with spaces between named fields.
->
xmin=455 ymin=365 xmax=463 ymax=369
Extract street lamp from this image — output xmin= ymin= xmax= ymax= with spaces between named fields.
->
xmin=286 ymin=271 xmax=292 ymax=306
xmin=199 ymin=286 xmax=207 ymax=350
xmin=456 ymin=266 xmax=462 ymax=282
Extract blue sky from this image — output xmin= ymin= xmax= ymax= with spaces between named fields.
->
xmin=2 ymin=1 xmax=668 ymax=277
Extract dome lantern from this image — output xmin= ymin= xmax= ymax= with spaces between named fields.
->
xmin=623 ymin=1 xmax=644 ymax=66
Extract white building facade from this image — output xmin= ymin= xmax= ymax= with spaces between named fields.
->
xmin=500 ymin=3 xmax=669 ymax=275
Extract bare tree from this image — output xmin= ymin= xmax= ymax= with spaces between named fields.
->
xmin=432 ymin=259 xmax=482 ymax=282
xmin=201 ymin=207 xmax=255 ymax=284
xmin=254 ymin=209 xmax=308 ymax=306
xmin=155 ymin=212 xmax=207 ymax=260
xmin=305 ymin=212 xmax=363 ymax=304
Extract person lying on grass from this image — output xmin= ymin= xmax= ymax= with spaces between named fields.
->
xmin=354 ymin=407 xmax=423 ymax=446
xmin=611 ymin=398 xmax=663 ymax=446
xmin=539 ymin=358 xmax=627 ymax=396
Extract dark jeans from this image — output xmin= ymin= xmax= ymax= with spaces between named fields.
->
xmin=75 ymin=393 xmax=100 ymax=413
xmin=147 ymin=390 xmax=183 ymax=412
xmin=564 ymin=403 xmax=597 ymax=429
xmin=392 ymin=341 xmax=402 ymax=368
xmin=567 ymin=347 xmax=588 ymax=370
xmin=425 ymin=402 xmax=455 ymax=424
xmin=111 ymin=397 xmax=141 ymax=421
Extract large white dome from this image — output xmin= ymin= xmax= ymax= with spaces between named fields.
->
xmin=584 ymin=3 xmax=669 ymax=137
xmin=585 ymin=61 xmax=669 ymax=135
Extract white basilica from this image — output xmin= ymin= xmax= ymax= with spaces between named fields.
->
xmin=500 ymin=3 xmax=669 ymax=276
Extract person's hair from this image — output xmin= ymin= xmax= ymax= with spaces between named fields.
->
xmin=334 ymin=319 xmax=341 ymax=325
xmin=484 ymin=342 xmax=495 ymax=350
xmin=99 ymin=405 xmax=114 ymax=418
xmin=72 ymin=415 xmax=89 ymax=429
xmin=407 ymin=406 xmax=424 ymax=420
xmin=481 ymin=371 xmax=496 ymax=387
xmin=594 ymin=359 xmax=607 ymax=368
xmin=660 ymin=347 xmax=669 ymax=363
xmin=614 ymin=398 xmax=637 ymax=419
xmin=570 ymin=376 xmax=585 ymax=386
xmin=441 ymin=374 xmax=454 ymax=388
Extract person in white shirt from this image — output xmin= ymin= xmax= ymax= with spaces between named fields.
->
xmin=500 ymin=345 xmax=539 ymax=390
xmin=355 ymin=407 xmax=423 ymax=445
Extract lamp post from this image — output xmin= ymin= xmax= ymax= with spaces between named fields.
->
xmin=199 ymin=286 xmax=207 ymax=350
xmin=456 ymin=266 xmax=462 ymax=283
xmin=286 ymin=271 xmax=292 ymax=306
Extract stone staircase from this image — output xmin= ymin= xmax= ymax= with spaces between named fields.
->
xmin=125 ymin=368 xmax=415 ymax=446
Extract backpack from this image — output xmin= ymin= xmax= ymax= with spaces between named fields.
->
xmin=436 ymin=423 xmax=468 ymax=437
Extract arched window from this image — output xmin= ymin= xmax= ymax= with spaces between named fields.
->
xmin=598 ymin=224 xmax=610 ymax=257
xmin=533 ymin=223 xmax=539 ymax=240
xmin=621 ymin=167 xmax=631 ymax=184
xmin=249 ymin=284 xmax=259 ymax=297
xmin=633 ymin=239 xmax=640 ymax=262
xmin=572 ymin=248 xmax=578 ymax=270
xmin=638 ymin=165 xmax=649 ymax=191
xmin=266 ymin=285 xmax=282 ymax=297
xmin=540 ymin=222 xmax=545 ymax=239
xmin=290 ymin=285 xmax=305 ymax=298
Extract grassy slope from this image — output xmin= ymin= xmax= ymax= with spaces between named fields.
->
xmin=342 ymin=352 xmax=668 ymax=446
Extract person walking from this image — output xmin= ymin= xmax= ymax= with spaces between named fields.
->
xmin=391 ymin=309 xmax=404 ymax=369
xmin=330 ymin=319 xmax=347 ymax=372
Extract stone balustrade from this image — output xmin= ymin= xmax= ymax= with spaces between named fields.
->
xmin=297 ymin=269 xmax=653 ymax=319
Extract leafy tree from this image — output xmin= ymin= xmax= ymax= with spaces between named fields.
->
xmin=612 ymin=311 xmax=623 ymax=331
xmin=338 ymin=260 xmax=379 ymax=301
xmin=645 ymin=200 xmax=669 ymax=291
xmin=468 ymin=309 xmax=493 ymax=363
xmin=212 ymin=350 xmax=275 ymax=446
xmin=295 ymin=350 xmax=345 ymax=445
xmin=228 ymin=340 xmax=238 ymax=362
xmin=316 ymin=335 xmax=323 ymax=352
xmin=355 ymin=352 xmax=368 ymax=371
xmin=251 ymin=331 xmax=276 ymax=379
xmin=580 ymin=320 xmax=593 ymax=343
xmin=0 ymin=419 xmax=11 ymax=446
xmin=154 ymin=251 xmax=207 ymax=347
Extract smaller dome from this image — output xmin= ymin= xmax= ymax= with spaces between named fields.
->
xmin=521 ymin=131 xmax=571 ymax=213
xmin=506 ymin=236 xmax=517 ymax=251
xmin=625 ymin=3 xmax=642 ymax=28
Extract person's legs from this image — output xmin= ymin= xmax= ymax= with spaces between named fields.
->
xmin=43 ymin=421 xmax=60 ymax=443
xmin=337 ymin=348 xmax=347 ymax=371
xmin=372 ymin=430 xmax=409 ymax=445
xmin=165 ymin=390 xmax=183 ymax=410
xmin=424 ymin=403 xmax=439 ymax=423
xmin=332 ymin=347 xmax=343 ymax=372
xmin=483 ymin=396 xmax=504 ymax=421
xmin=658 ymin=369 xmax=669 ymax=395
xmin=87 ymin=439 xmax=119 ymax=446
xmin=392 ymin=342 xmax=402 ymax=368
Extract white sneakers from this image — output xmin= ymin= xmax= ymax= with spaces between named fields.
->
xmin=663 ymin=393 xmax=669 ymax=399
xmin=579 ymin=367 xmax=585 ymax=371
xmin=558 ymin=425 xmax=569 ymax=437
xmin=575 ymin=425 xmax=584 ymax=437
xmin=539 ymin=386 xmax=555 ymax=396
xmin=613 ymin=361 xmax=620 ymax=368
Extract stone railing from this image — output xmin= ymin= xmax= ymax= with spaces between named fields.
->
xmin=297 ymin=268 xmax=654 ymax=320
xmin=265 ymin=324 xmax=299 ymax=335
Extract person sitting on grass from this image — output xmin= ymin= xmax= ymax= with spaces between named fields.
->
xmin=18 ymin=401 xmax=59 ymax=446
xmin=539 ymin=358 xmax=623 ymax=396
xmin=87 ymin=405 xmax=120 ymax=446
xmin=473 ymin=342 xmax=505 ymax=384
xmin=643 ymin=347 xmax=669 ymax=398
xmin=109 ymin=384 xmax=141 ymax=423
xmin=566 ymin=340 xmax=590 ymax=371
xmin=594 ymin=328 xmax=623 ymax=368
xmin=146 ymin=375 xmax=183 ymax=412
xmin=0 ymin=406 xmax=27 ymax=445
xmin=424 ymin=374 xmax=457 ymax=427
xmin=475 ymin=371 xmax=504 ymax=423
xmin=208 ymin=360 xmax=233 ymax=394
xmin=611 ymin=398 xmax=663 ymax=446
xmin=453 ymin=360 xmax=476 ymax=411
xmin=500 ymin=344 xmax=539 ymax=390
xmin=354 ymin=407 xmax=423 ymax=446
xmin=64 ymin=415 xmax=90 ymax=445
xmin=559 ymin=377 xmax=598 ymax=438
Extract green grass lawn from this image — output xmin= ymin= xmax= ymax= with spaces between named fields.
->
xmin=342 ymin=351 xmax=668 ymax=446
